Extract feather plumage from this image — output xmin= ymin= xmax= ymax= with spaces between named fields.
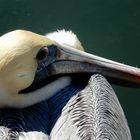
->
xmin=50 ymin=75 xmax=132 ymax=140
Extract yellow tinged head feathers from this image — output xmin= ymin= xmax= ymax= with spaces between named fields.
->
xmin=0 ymin=29 xmax=83 ymax=108
xmin=0 ymin=30 xmax=54 ymax=94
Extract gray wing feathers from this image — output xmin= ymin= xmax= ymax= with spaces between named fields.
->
xmin=50 ymin=74 xmax=132 ymax=140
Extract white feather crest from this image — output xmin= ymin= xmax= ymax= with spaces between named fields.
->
xmin=45 ymin=29 xmax=84 ymax=51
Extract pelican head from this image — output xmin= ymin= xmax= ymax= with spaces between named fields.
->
xmin=0 ymin=29 xmax=140 ymax=108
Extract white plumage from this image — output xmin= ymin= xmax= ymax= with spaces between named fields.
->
xmin=50 ymin=75 xmax=131 ymax=140
xmin=46 ymin=30 xmax=84 ymax=51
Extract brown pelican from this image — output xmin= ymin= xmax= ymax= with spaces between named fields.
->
xmin=0 ymin=29 xmax=139 ymax=139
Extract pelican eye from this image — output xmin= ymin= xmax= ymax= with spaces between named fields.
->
xmin=36 ymin=46 xmax=48 ymax=61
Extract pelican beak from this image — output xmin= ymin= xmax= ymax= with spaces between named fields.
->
xmin=32 ymin=44 xmax=140 ymax=88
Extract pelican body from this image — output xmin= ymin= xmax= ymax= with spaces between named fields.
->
xmin=0 ymin=29 xmax=139 ymax=139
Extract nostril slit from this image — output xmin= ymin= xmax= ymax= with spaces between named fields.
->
xmin=36 ymin=47 xmax=48 ymax=61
